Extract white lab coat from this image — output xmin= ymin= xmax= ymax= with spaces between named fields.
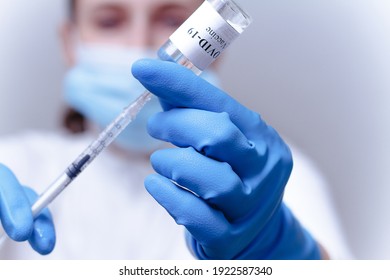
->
xmin=0 ymin=130 xmax=352 ymax=259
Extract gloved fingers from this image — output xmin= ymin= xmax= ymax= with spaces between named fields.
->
xmin=132 ymin=59 xmax=266 ymax=136
xmin=148 ymin=108 xmax=267 ymax=178
xmin=23 ymin=188 xmax=56 ymax=255
xmin=145 ymin=173 xmax=240 ymax=259
xmin=150 ymin=147 xmax=256 ymax=221
xmin=0 ymin=164 xmax=33 ymax=241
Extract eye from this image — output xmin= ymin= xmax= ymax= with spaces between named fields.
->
xmin=92 ymin=7 xmax=127 ymax=30
xmin=154 ymin=8 xmax=189 ymax=30
xmin=96 ymin=16 xmax=123 ymax=29
xmin=158 ymin=15 xmax=184 ymax=29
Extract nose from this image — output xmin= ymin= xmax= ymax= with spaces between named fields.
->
xmin=128 ymin=14 xmax=152 ymax=49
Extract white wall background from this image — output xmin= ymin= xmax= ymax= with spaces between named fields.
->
xmin=223 ymin=0 xmax=390 ymax=259
xmin=0 ymin=0 xmax=389 ymax=259
xmin=0 ymin=0 xmax=65 ymax=133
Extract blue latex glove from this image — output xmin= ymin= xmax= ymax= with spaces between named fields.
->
xmin=132 ymin=59 xmax=322 ymax=260
xmin=0 ymin=164 xmax=56 ymax=255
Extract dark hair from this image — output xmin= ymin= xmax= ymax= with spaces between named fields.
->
xmin=69 ymin=0 xmax=76 ymax=19
xmin=63 ymin=108 xmax=87 ymax=133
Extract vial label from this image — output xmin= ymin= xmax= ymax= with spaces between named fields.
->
xmin=170 ymin=1 xmax=240 ymax=71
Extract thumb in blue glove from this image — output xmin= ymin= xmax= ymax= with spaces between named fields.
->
xmin=132 ymin=59 xmax=323 ymax=260
xmin=0 ymin=164 xmax=56 ymax=255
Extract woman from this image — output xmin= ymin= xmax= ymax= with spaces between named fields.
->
xmin=0 ymin=0 xmax=349 ymax=259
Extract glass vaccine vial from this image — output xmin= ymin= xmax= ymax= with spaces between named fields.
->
xmin=158 ymin=0 xmax=252 ymax=76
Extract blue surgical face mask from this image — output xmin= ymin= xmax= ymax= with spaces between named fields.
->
xmin=64 ymin=44 xmax=220 ymax=153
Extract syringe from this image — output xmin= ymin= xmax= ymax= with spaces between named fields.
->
xmin=0 ymin=0 xmax=251 ymax=247
xmin=0 ymin=91 xmax=152 ymax=246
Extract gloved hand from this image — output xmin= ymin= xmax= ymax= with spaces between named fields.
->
xmin=0 ymin=164 xmax=56 ymax=255
xmin=132 ymin=59 xmax=322 ymax=260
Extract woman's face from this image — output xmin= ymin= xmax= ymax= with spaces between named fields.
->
xmin=71 ymin=0 xmax=201 ymax=49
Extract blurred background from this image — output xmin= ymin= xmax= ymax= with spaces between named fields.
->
xmin=0 ymin=0 xmax=389 ymax=259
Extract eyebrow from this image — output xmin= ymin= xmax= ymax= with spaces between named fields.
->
xmin=89 ymin=2 xmax=127 ymax=16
